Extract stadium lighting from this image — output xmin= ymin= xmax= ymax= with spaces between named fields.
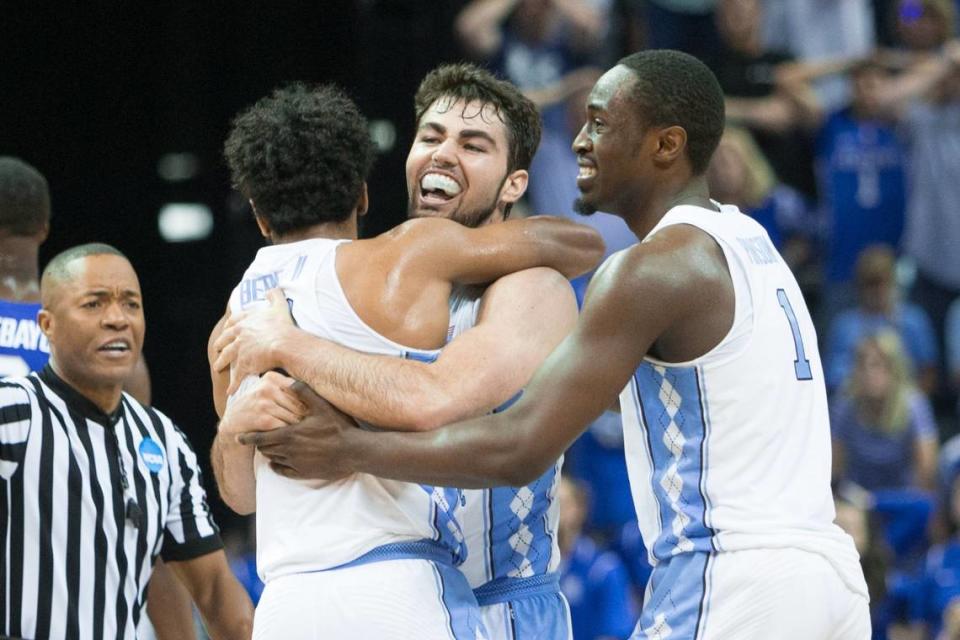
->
xmin=157 ymin=203 xmax=213 ymax=242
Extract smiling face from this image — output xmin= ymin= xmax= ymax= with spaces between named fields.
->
xmin=39 ymin=254 xmax=145 ymax=406
xmin=572 ymin=65 xmax=652 ymax=218
xmin=406 ymin=97 xmax=528 ymax=228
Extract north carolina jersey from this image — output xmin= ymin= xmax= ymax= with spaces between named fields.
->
xmin=448 ymin=286 xmax=563 ymax=590
xmin=228 ymin=238 xmax=465 ymax=582
xmin=618 ymin=204 xmax=867 ymax=598
xmin=0 ymin=300 xmax=49 ymax=377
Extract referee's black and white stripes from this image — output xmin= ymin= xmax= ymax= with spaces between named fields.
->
xmin=0 ymin=365 xmax=222 ymax=640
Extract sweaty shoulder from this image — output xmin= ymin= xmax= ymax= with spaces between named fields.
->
xmin=479 ymin=266 xmax=578 ymax=330
xmin=603 ymin=223 xmax=729 ymax=299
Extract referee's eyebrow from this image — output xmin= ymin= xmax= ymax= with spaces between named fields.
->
xmin=83 ymin=288 xmax=141 ymax=298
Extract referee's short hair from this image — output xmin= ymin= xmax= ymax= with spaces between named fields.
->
xmin=41 ymin=243 xmax=131 ymax=307
xmin=0 ymin=156 xmax=50 ymax=236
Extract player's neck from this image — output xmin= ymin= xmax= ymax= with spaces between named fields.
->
xmin=0 ymin=236 xmax=41 ymax=301
xmin=627 ymin=174 xmax=716 ymax=239
xmin=272 ymin=218 xmax=358 ymax=244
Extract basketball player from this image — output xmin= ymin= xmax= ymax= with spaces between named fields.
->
xmin=242 ymin=51 xmax=871 ymax=639
xmin=214 ymin=64 xmax=582 ymax=639
xmin=208 ymin=82 xmax=602 ymax=639
xmin=0 ymin=156 xmax=196 ymax=640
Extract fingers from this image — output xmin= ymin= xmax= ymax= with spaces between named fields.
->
xmin=269 ymin=460 xmax=298 ymax=478
xmin=266 ymin=288 xmax=287 ymax=310
xmin=213 ymin=340 xmax=237 ymax=374
xmin=260 ymin=371 xmax=308 ymax=418
xmin=290 ymin=380 xmax=328 ymax=411
xmin=212 ymin=322 xmax=240 ymax=358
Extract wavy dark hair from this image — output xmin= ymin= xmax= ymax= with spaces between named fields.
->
xmin=0 ymin=156 xmax=50 ymax=236
xmin=224 ymin=83 xmax=375 ymax=234
xmin=414 ymin=63 xmax=541 ymax=174
xmin=618 ymin=50 xmax=725 ymax=175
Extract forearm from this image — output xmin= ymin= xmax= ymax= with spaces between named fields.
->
xmin=344 ymin=405 xmax=560 ymax=488
xmin=455 ymin=0 xmax=516 ymax=57
xmin=276 ymin=331 xmax=463 ymax=431
xmin=147 ymin=560 xmax=197 ymax=640
xmin=211 ymin=431 xmax=256 ymax=515
xmin=725 ymin=95 xmax=799 ymax=134
xmin=194 ymin=571 xmax=254 ymax=640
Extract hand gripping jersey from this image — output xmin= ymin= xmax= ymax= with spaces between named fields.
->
xmin=228 ymin=239 xmax=466 ymax=583
xmin=618 ymin=204 xmax=867 ymax=597
xmin=0 ymin=300 xmax=49 ymax=377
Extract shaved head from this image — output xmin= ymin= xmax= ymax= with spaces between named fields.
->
xmin=41 ymin=243 xmax=128 ymax=307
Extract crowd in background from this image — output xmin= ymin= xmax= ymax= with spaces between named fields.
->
xmin=207 ymin=1 xmax=960 ymax=639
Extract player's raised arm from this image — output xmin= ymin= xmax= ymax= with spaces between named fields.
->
xmin=379 ymin=215 xmax=604 ymax=283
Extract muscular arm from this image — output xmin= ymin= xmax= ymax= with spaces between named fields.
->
xmin=376 ymin=215 xmax=604 ymax=284
xmin=167 ymin=550 xmax=254 ymax=640
xmin=253 ymin=227 xmax=726 ymax=487
xmin=264 ymin=267 xmax=577 ymax=431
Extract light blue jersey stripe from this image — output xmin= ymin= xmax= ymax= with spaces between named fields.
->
xmin=632 ymin=363 xmax=714 ymax=561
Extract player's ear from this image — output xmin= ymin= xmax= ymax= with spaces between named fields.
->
xmin=355 ymin=182 xmax=369 ymax=218
xmin=36 ymin=221 xmax=50 ymax=245
xmin=251 ymin=200 xmax=271 ymax=239
xmin=498 ymin=169 xmax=528 ymax=206
xmin=653 ymin=125 xmax=687 ymax=168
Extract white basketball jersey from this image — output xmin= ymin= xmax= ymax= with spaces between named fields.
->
xmin=448 ymin=286 xmax=563 ymax=590
xmin=618 ymin=204 xmax=867 ymax=597
xmin=227 ymin=238 xmax=465 ymax=582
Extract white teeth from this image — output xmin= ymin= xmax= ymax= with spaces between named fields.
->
xmin=420 ymin=173 xmax=462 ymax=196
xmin=102 ymin=341 xmax=129 ymax=350
xmin=578 ymin=167 xmax=597 ymax=179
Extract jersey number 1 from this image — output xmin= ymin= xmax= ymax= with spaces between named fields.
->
xmin=777 ymin=289 xmax=813 ymax=381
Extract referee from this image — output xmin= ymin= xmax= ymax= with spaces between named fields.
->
xmin=0 ymin=243 xmax=253 ymax=639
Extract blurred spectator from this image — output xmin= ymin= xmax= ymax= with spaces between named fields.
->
xmin=913 ymin=473 xmax=960 ymax=639
xmin=947 ymin=297 xmax=960 ymax=402
xmin=714 ymin=0 xmax=816 ymax=194
xmin=706 ymin=126 xmax=814 ymax=265
xmin=639 ymin=0 xmax=720 ymax=63
xmin=831 ymin=329 xmax=939 ymax=492
xmin=895 ymin=0 xmax=957 ymax=52
xmin=825 ymin=246 xmax=939 ymax=395
xmin=455 ymin=0 xmax=611 ymax=136
xmin=558 ymin=476 xmax=638 ymax=640
xmin=812 ymin=60 xmax=908 ymax=322
xmin=566 ymin=411 xmax=638 ymax=534
xmin=901 ymin=39 xmax=960 ymax=408
xmin=834 ymin=495 xmax=897 ymax=639
xmin=763 ymin=0 xmax=876 ymax=110
xmin=612 ymin=520 xmax=653 ymax=609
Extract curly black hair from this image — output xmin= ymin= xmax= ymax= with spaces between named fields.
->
xmin=0 ymin=156 xmax=50 ymax=236
xmin=617 ymin=50 xmax=725 ymax=175
xmin=224 ymin=83 xmax=375 ymax=235
xmin=414 ymin=64 xmax=541 ymax=174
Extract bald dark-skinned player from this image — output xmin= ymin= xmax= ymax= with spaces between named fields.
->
xmin=0 ymin=243 xmax=253 ymax=640
xmin=243 ymin=51 xmax=872 ymax=639
xmin=0 ymin=157 xmax=196 ymax=639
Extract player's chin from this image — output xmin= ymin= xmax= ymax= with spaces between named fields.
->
xmin=573 ymin=196 xmax=599 ymax=217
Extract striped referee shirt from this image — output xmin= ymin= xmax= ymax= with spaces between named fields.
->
xmin=0 ymin=365 xmax=222 ymax=640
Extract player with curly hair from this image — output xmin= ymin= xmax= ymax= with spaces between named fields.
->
xmin=209 ymin=81 xmax=603 ymax=639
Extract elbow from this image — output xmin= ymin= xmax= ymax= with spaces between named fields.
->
xmin=559 ymin=226 xmax=606 ymax=278
xmin=219 ymin=488 xmax=255 ymax=516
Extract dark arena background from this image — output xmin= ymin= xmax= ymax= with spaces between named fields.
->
xmin=5 ymin=1 xmax=960 ymax=637
xmin=1 ymin=0 xmax=467 ymax=531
